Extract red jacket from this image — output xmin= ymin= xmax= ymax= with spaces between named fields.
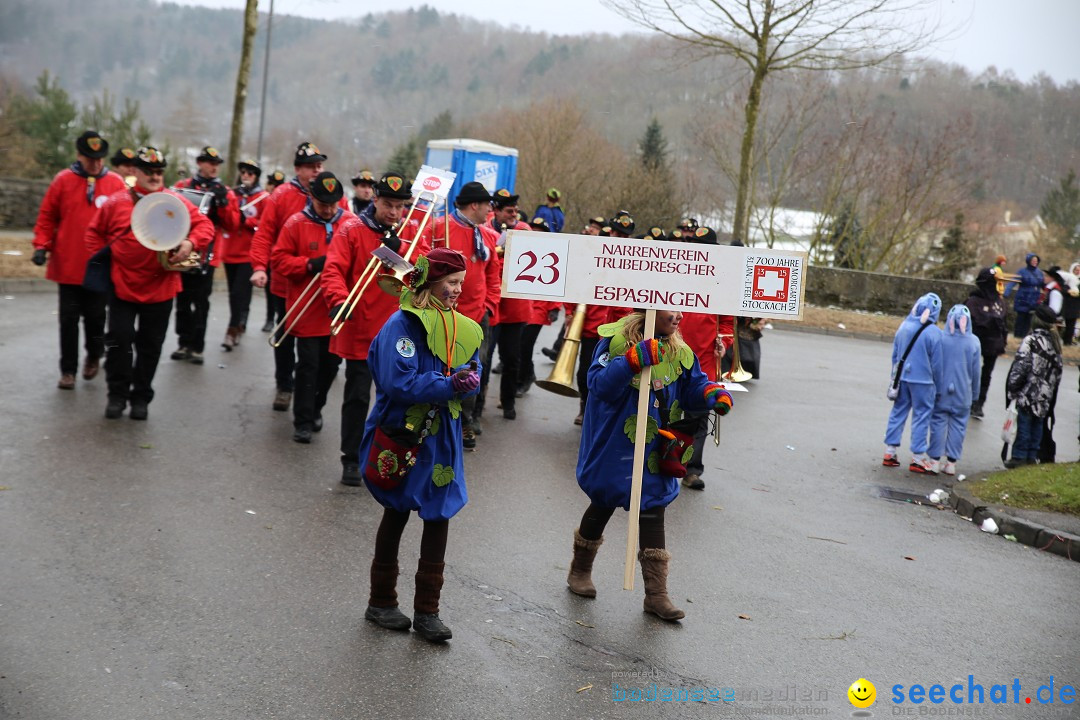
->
xmin=322 ymin=216 xmax=431 ymax=361
xmin=491 ymin=220 xmax=534 ymax=325
xmin=431 ymin=214 xmax=500 ymax=324
xmin=679 ymin=312 xmax=735 ymax=381
xmin=33 ymin=168 xmax=128 ymax=285
xmin=84 ymin=188 xmax=214 ymax=304
xmin=251 ymin=179 xmax=347 ymax=296
xmin=173 ymin=177 xmax=240 ymax=268
xmin=271 ymin=208 xmax=354 ymax=338
xmin=220 ymin=186 xmax=268 ymax=264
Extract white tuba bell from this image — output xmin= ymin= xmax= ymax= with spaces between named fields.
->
xmin=130 ymin=192 xmax=200 ymax=271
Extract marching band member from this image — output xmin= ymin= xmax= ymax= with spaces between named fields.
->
xmin=109 ymin=146 xmax=138 ymax=183
xmin=486 ymin=188 xmax=532 ymax=421
xmin=219 ymin=158 xmax=265 ymax=350
xmin=359 ymin=247 xmax=483 ymax=643
xmin=171 ymin=146 xmax=240 ymax=365
xmin=271 ymin=172 xmax=354 ymax=444
xmin=350 ymin=170 xmax=376 ymax=215
xmin=251 ymin=142 xmax=343 ymax=412
xmin=670 ymin=226 xmax=734 ymax=491
xmin=260 ymin=169 xmax=287 ymax=332
xmin=431 ymin=182 xmax=501 ymax=435
xmin=84 ymin=147 xmax=214 ymax=420
xmin=566 ymin=310 xmax=733 ymax=621
xmin=322 ymin=172 xmax=431 ymax=486
xmin=518 ymin=216 xmax=560 ymax=398
xmin=33 ymin=130 xmax=127 ymax=390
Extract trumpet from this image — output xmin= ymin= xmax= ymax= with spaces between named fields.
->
xmin=536 ymin=303 xmax=586 ymax=398
xmin=267 ymin=273 xmax=323 ymax=348
xmin=130 ymin=191 xmax=201 ymax=272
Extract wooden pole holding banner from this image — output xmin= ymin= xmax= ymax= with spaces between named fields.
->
xmin=623 ymin=309 xmax=656 ymax=591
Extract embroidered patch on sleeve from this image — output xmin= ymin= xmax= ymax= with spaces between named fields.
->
xmin=395 ymin=337 xmax=416 ymax=358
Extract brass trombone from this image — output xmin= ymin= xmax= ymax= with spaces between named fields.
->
xmin=536 ymin=303 xmax=586 ymax=398
xmin=267 ymin=273 xmax=323 ymax=348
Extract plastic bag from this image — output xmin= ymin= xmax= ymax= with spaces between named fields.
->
xmin=1001 ymin=402 xmax=1018 ymax=445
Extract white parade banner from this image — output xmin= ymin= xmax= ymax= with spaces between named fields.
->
xmin=501 ymin=231 xmax=807 ymax=320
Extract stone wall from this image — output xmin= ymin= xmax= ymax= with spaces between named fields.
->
xmin=806 ymin=265 xmax=975 ymax=316
xmin=0 ymin=176 xmax=50 ymax=229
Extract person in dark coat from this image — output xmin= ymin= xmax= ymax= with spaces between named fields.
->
xmin=1004 ymin=252 xmax=1043 ymax=337
xmin=1058 ymin=262 xmax=1080 ymax=346
xmin=964 ymin=268 xmax=1008 ymax=419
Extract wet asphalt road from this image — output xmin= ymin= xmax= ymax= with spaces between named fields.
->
xmin=1 ymin=289 xmax=1078 ymax=719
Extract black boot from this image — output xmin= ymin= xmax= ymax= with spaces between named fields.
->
xmin=413 ymin=559 xmax=451 ymax=642
xmin=365 ymin=561 xmax=411 ymax=631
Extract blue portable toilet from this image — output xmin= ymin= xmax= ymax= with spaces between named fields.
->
xmin=424 ymin=138 xmax=518 ymax=206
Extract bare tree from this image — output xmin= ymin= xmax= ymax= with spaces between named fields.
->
xmin=605 ymin=0 xmax=940 ymax=245
xmin=227 ymin=0 xmax=259 ymax=170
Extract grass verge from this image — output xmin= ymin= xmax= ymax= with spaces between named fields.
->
xmin=967 ymin=463 xmax=1080 ymax=517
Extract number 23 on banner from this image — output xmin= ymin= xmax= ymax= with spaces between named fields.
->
xmin=503 ymin=232 xmax=570 ymax=298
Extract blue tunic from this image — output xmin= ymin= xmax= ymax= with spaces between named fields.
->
xmin=576 ymin=337 xmax=715 ymax=511
xmin=360 ymin=310 xmax=481 ymax=521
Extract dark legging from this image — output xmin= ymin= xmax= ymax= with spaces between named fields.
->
xmin=578 ymin=502 xmax=666 ymax=549
xmin=373 ymin=507 xmax=448 ymax=564
xmin=224 ymin=262 xmax=254 ymax=329
xmin=519 ymin=323 xmax=542 ymax=386
xmin=977 ymin=352 xmax=997 ymax=406
xmin=497 ymin=322 xmax=525 ymax=411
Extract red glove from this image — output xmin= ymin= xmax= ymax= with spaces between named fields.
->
xmin=625 ymin=339 xmax=662 ymax=373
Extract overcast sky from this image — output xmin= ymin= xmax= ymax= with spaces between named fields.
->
xmin=165 ymin=0 xmax=1079 ymax=84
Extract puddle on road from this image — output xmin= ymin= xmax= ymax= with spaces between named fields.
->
xmin=875 ymin=486 xmax=947 ymax=508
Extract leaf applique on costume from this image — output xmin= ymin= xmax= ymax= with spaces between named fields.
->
xmin=681 ymin=445 xmax=694 ymax=465
xmin=623 ymin=414 xmax=659 ymax=444
xmin=647 ymin=451 xmax=659 ymax=474
xmin=668 ymin=399 xmax=684 ymax=423
xmin=432 ymin=464 xmax=455 ymax=487
xmin=405 ymin=403 xmax=440 ymax=436
xmin=448 ymin=398 xmax=461 ymax=420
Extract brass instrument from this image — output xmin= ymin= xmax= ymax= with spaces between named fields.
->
xmin=172 ymin=186 xmax=213 ymax=215
xmin=268 ymin=273 xmax=323 ymax=348
xmin=536 ymin=303 xmax=586 ymax=398
xmin=130 ymin=191 xmax=201 ymax=272
xmin=721 ymin=330 xmax=753 ymax=383
xmin=375 ymin=191 xmax=441 ymax=296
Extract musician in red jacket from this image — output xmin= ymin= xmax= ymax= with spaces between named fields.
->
xmin=171 ymin=146 xmax=240 ymax=364
xmin=670 ymin=227 xmax=734 ymax=491
xmin=84 ymin=147 xmax=214 ymax=420
xmin=217 ymin=158 xmax=266 ymax=350
xmin=271 ymin=172 xmax=354 ymax=444
xmin=322 ymin=172 xmax=431 ymax=485
xmin=32 ymin=130 xmax=127 ymax=389
xmin=432 ymin=182 xmax=501 ymax=436
xmin=251 ymin=142 xmax=345 ymax=412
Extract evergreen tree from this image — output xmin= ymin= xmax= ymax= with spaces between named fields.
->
xmin=639 ymin=117 xmax=669 ymax=172
xmin=1040 ymin=169 xmax=1080 ymax=248
xmin=78 ymin=90 xmax=151 ymax=152
xmin=385 ymin=138 xmax=420 ymax=180
xmin=632 ymin=118 xmax=678 ymax=230
xmin=829 ymin=202 xmax=863 ymax=269
xmin=10 ymin=70 xmax=77 ymax=175
xmin=934 ymin=212 xmax=969 ymax=279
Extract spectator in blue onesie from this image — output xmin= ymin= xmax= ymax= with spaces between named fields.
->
xmin=565 ymin=310 xmax=733 ymax=622
xmin=883 ymin=293 xmax=944 ymax=473
xmin=928 ymin=305 xmax=980 ymax=476
xmin=358 ymin=248 xmax=483 ymax=643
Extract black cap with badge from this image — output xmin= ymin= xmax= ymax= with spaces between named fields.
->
xmin=76 ymin=130 xmax=109 ymax=159
xmin=237 ymin=158 xmax=262 ymax=176
xmin=310 ymin=171 xmax=343 ymax=204
xmin=196 ymin=146 xmax=224 ymax=164
xmin=110 ymin=147 xmax=137 ymax=167
xmin=134 ymin=146 xmax=167 ymax=169
xmin=609 ymin=213 xmax=635 ymax=237
xmin=492 ymin=188 xmax=519 ymax=207
xmin=351 ymin=170 xmax=376 ymax=186
xmin=293 ymin=141 xmax=328 ymax=166
xmin=374 ymin=171 xmax=413 ymax=200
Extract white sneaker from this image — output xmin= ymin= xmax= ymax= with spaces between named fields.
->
xmin=942 ymin=461 xmax=957 ymax=476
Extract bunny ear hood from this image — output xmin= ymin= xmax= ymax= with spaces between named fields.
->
xmin=911 ymin=293 xmax=942 ymax=323
xmin=946 ymin=304 xmax=971 ymax=335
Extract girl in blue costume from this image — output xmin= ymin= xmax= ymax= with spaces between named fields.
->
xmin=359 ymin=248 xmax=483 ymax=643
xmin=566 ymin=310 xmax=733 ymax=621
xmin=928 ymin=305 xmax=981 ymax=476
xmin=882 ymin=293 xmax=944 ymax=474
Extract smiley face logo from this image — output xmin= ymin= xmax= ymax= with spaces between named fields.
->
xmin=848 ymin=678 xmax=876 ymax=708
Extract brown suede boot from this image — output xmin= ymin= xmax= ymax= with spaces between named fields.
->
xmin=222 ymin=326 xmax=240 ymax=351
xmin=365 ymin=561 xmax=411 ymax=630
xmin=567 ymin=529 xmax=603 ymax=598
xmin=413 ymin=559 xmax=451 ymax=642
xmin=639 ymin=548 xmax=685 ymax=621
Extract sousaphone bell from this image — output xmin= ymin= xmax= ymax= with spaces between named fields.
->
xmin=130 ymin=192 xmax=201 ymax=271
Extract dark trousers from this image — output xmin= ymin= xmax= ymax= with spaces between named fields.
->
xmin=341 ymin=359 xmax=373 ymax=466
xmin=264 ymin=268 xmax=278 ymax=325
xmin=497 ymin=322 xmax=525 ymax=411
xmin=684 ymin=412 xmax=711 ymax=476
xmin=1062 ymin=317 xmax=1077 ymax=346
xmin=520 ymin=323 xmax=542 ymax=386
xmin=294 ymin=335 xmax=341 ymax=430
xmin=1013 ymin=409 xmax=1043 ymax=461
xmin=270 ymin=294 xmax=295 ymax=392
xmin=224 ymin=262 xmax=253 ymax=329
xmin=175 ymin=267 xmax=215 ymax=352
xmin=463 ymin=315 xmax=491 ymax=427
xmin=105 ymin=295 xmax=173 ymax=403
xmin=1013 ymin=311 xmax=1032 ymax=338
xmin=58 ymin=283 xmax=106 ymax=374
xmin=977 ymin=353 xmax=997 ymax=406
xmin=577 ymin=336 xmax=600 ymax=414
